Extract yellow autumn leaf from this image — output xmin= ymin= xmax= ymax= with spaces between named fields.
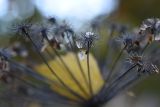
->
xmin=35 ymin=52 xmax=104 ymax=101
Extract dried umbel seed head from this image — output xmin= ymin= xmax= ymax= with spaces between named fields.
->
xmin=119 ymin=33 xmax=141 ymax=54
xmin=140 ymin=18 xmax=160 ymax=42
xmin=38 ymin=25 xmax=63 ymax=51
xmin=127 ymin=54 xmax=143 ymax=66
xmin=138 ymin=62 xmax=159 ymax=75
xmin=12 ymin=23 xmax=32 ymax=36
xmin=140 ymin=18 xmax=160 ymax=34
xmin=76 ymin=32 xmax=99 ymax=54
xmin=54 ymin=22 xmax=74 ymax=37
xmin=1 ymin=17 xmax=159 ymax=107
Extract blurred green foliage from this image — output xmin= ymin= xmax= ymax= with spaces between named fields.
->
xmin=112 ymin=0 xmax=160 ymax=26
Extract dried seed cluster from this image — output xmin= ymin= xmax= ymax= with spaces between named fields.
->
xmin=0 ymin=17 xmax=159 ymax=107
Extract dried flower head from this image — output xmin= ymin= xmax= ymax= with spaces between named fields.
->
xmin=140 ymin=18 xmax=160 ymax=42
xmin=118 ymin=33 xmax=141 ymax=54
xmin=140 ymin=18 xmax=160 ymax=34
xmin=0 ymin=17 xmax=159 ymax=107
xmin=138 ymin=62 xmax=159 ymax=75
xmin=12 ymin=23 xmax=32 ymax=36
xmin=127 ymin=54 xmax=143 ymax=65
xmin=76 ymin=32 xmax=99 ymax=54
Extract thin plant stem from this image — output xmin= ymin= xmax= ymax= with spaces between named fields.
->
xmin=105 ymin=45 xmax=126 ymax=82
xmin=109 ymin=64 xmax=137 ymax=87
xmin=102 ymin=73 xmax=140 ymax=102
xmin=9 ymin=59 xmax=85 ymax=103
xmin=9 ymin=73 xmax=80 ymax=104
xmin=87 ymin=42 xmax=93 ymax=96
xmin=98 ymin=63 xmax=137 ymax=100
xmin=141 ymin=42 xmax=150 ymax=54
xmin=22 ymin=29 xmax=86 ymax=101
xmin=42 ymin=31 xmax=89 ymax=97
xmin=67 ymin=34 xmax=90 ymax=95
